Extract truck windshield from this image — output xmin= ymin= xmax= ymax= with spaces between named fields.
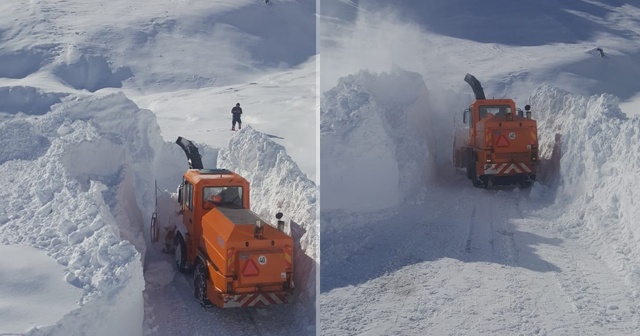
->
xmin=479 ymin=105 xmax=511 ymax=119
xmin=203 ymin=186 xmax=243 ymax=209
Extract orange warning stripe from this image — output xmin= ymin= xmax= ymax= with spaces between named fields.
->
xmin=283 ymin=246 xmax=292 ymax=267
xmin=227 ymin=248 xmax=235 ymax=272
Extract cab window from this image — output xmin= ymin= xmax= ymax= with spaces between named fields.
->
xmin=479 ymin=105 xmax=510 ymax=119
xmin=203 ymin=186 xmax=244 ymax=209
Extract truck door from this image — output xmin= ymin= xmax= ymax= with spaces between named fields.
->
xmin=182 ymin=180 xmax=195 ymax=234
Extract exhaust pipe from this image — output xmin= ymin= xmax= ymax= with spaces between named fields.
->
xmin=254 ymin=220 xmax=264 ymax=239
xmin=276 ymin=212 xmax=285 ymax=232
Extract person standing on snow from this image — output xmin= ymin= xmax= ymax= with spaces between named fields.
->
xmin=231 ymin=103 xmax=242 ymax=131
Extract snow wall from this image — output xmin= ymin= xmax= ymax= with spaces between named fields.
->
xmin=531 ymin=85 xmax=640 ymax=288
xmin=0 ymin=92 xmax=317 ymax=335
xmin=218 ymin=126 xmax=318 ymax=332
xmin=0 ymin=93 xmax=165 ymax=336
xmin=320 ymin=69 xmax=436 ymax=212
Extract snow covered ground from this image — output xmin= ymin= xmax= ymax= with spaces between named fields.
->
xmin=0 ymin=0 xmax=316 ymax=335
xmin=320 ymin=1 xmax=640 ymax=335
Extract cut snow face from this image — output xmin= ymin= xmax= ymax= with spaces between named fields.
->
xmin=531 ymin=85 xmax=640 ymax=283
xmin=0 ymin=93 xmax=169 ymax=336
xmin=321 ymin=69 xmax=435 ymax=212
xmin=0 ymin=244 xmax=83 ymax=334
xmin=0 ymin=87 xmax=67 ymax=116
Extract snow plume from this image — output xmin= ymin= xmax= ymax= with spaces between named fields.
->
xmin=320 ymin=69 xmax=435 ymax=212
xmin=531 ymin=85 xmax=640 ymax=286
xmin=217 ymin=126 xmax=317 ymax=333
xmin=0 ymin=92 xmax=172 ymax=335
xmin=321 ymin=3 xmax=429 ymax=92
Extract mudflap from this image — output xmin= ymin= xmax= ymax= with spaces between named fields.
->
xmin=487 ymin=173 xmax=536 ymax=188
xmin=472 ymin=175 xmax=488 ymax=188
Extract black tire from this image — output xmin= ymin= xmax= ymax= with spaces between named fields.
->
xmin=194 ymin=261 xmax=213 ymax=308
xmin=174 ymin=234 xmax=190 ymax=273
xmin=472 ymin=175 xmax=488 ymax=188
xmin=518 ymin=181 xmax=533 ymax=188
xmin=466 ymin=148 xmax=476 ymax=180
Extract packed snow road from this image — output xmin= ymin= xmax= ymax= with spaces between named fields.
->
xmin=320 ymin=179 xmax=640 ymax=335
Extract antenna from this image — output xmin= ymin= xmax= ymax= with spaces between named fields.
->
xmin=499 ymin=91 xmax=508 ymax=102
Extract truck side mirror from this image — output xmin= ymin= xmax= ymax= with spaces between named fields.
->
xmin=463 ymin=109 xmax=469 ymax=124
xmin=177 ymin=182 xmax=184 ymax=205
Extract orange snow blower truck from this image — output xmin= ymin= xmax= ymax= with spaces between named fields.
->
xmin=453 ymin=74 xmax=539 ymax=188
xmin=165 ymin=137 xmax=294 ymax=308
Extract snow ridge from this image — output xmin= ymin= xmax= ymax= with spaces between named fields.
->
xmin=532 ymin=85 xmax=640 ymax=289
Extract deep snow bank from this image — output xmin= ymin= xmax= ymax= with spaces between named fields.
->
xmin=218 ymin=126 xmax=317 ymax=332
xmin=531 ymin=85 xmax=640 ymax=286
xmin=320 ymin=69 xmax=435 ymax=212
xmin=0 ymin=92 xmax=176 ymax=335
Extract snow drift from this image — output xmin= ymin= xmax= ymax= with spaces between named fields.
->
xmin=531 ymin=85 xmax=640 ymax=286
xmin=321 ymin=69 xmax=435 ymax=212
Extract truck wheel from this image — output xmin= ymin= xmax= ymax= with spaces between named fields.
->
xmin=194 ymin=262 xmax=213 ymax=308
xmin=519 ymin=181 xmax=532 ymax=188
xmin=174 ymin=235 xmax=190 ymax=273
xmin=472 ymin=176 xmax=488 ymax=188
xmin=466 ymin=148 xmax=476 ymax=180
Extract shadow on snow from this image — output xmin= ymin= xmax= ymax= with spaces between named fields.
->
xmin=320 ymin=181 xmax=563 ymax=293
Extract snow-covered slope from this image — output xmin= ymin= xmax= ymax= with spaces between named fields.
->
xmin=321 ymin=0 xmax=640 ymax=109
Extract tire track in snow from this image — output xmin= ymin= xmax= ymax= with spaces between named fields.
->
xmin=545 ymin=240 xmax=640 ymax=334
xmin=464 ymin=207 xmax=476 ymax=253
xmin=321 ymin=182 xmax=640 ymax=335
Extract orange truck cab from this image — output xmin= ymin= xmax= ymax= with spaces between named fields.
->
xmin=454 ymin=74 xmax=539 ymax=188
xmin=172 ymin=139 xmax=294 ymax=308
